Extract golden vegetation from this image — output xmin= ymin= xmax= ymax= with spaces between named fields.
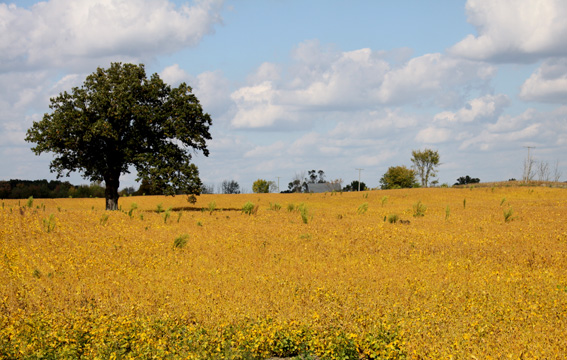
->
xmin=1 ymin=187 xmax=567 ymax=358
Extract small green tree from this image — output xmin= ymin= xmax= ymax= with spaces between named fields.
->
xmin=411 ymin=148 xmax=440 ymax=187
xmin=380 ymin=166 xmax=419 ymax=189
xmin=252 ymin=179 xmax=272 ymax=193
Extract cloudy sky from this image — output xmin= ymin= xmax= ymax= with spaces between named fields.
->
xmin=1 ymin=0 xmax=566 ymax=192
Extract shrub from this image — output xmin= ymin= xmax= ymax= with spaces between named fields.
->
xmin=242 ymin=201 xmax=255 ymax=215
xmin=387 ymin=214 xmax=399 ymax=224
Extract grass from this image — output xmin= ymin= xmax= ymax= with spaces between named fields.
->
xmin=503 ymin=207 xmax=515 ymax=222
xmin=357 ymin=202 xmax=369 ymax=215
xmin=173 ymin=234 xmax=189 ymax=249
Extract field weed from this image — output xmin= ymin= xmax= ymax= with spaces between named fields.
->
xmin=357 ymin=202 xmax=369 ymax=215
xmin=413 ymin=200 xmax=426 ymax=217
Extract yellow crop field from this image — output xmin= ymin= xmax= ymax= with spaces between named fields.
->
xmin=1 ymin=186 xmax=567 ymax=359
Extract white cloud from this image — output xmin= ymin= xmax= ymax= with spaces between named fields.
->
xmin=229 ymin=43 xmax=495 ymax=130
xmin=433 ymin=94 xmax=510 ymax=124
xmin=415 ymin=127 xmax=452 ymax=144
xmin=376 ymin=53 xmax=495 ymax=105
xmin=450 ymin=0 xmax=567 ymax=62
xmin=0 ymin=0 xmax=224 ymax=71
xmin=460 ymin=124 xmax=541 ymax=151
xmin=519 ymin=58 xmax=567 ymax=103
xmin=457 ymin=106 xmax=567 ymax=151
xmin=160 ymin=64 xmax=193 ymax=85
xmin=230 ymin=81 xmax=292 ymax=129
xmin=247 ymin=62 xmax=282 ymax=84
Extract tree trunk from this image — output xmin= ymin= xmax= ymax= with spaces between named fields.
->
xmin=105 ymin=175 xmax=120 ymax=211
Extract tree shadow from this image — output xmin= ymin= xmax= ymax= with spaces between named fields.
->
xmin=170 ymin=206 xmax=242 ymax=212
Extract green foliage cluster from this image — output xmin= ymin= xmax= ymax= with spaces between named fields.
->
xmin=343 ymin=180 xmax=367 ymax=192
xmin=0 ymin=313 xmax=404 ymax=360
xmin=242 ymin=201 xmax=257 ymax=215
xmin=455 ymin=175 xmax=480 ymax=186
xmin=380 ymin=166 xmax=419 ymax=189
xmin=25 ymin=63 xmax=212 ymax=210
xmin=0 ymin=179 xmax=107 ymax=199
xmin=252 ymin=179 xmax=271 ymax=193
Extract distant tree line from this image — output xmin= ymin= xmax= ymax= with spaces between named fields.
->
xmin=0 ymin=179 xmax=109 ymax=199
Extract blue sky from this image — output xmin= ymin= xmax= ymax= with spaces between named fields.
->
xmin=1 ymin=0 xmax=566 ymax=192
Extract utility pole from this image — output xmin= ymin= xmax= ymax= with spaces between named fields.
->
xmin=356 ymin=168 xmax=364 ymax=191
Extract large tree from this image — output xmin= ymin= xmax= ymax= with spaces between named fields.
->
xmin=26 ymin=63 xmax=212 ymax=210
xmin=411 ymin=148 xmax=440 ymax=187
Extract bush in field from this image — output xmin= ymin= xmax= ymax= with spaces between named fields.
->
xmin=242 ymin=201 xmax=256 ymax=215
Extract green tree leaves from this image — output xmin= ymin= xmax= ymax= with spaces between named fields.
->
xmin=380 ymin=166 xmax=419 ymax=189
xmin=26 ymin=63 xmax=212 ymax=210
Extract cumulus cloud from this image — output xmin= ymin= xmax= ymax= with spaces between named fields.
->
xmin=0 ymin=0 xmax=224 ymax=71
xmin=376 ymin=53 xmax=495 ymax=105
xmin=449 ymin=0 xmax=567 ymax=62
xmin=433 ymin=94 xmax=510 ymax=124
xmin=519 ymin=58 xmax=567 ymax=103
xmin=229 ymin=41 xmax=495 ymax=130
xmin=458 ymin=106 xmax=567 ymax=151
xmin=230 ymin=81 xmax=292 ymax=129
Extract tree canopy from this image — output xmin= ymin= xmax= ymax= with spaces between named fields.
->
xmin=25 ymin=63 xmax=212 ymax=210
xmin=455 ymin=175 xmax=480 ymax=186
xmin=343 ymin=180 xmax=367 ymax=192
xmin=411 ymin=148 xmax=440 ymax=187
xmin=252 ymin=179 xmax=274 ymax=193
xmin=380 ymin=166 xmax=419 ymax=189
xmin=221 ymin=180 xmax=240 ymax=194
